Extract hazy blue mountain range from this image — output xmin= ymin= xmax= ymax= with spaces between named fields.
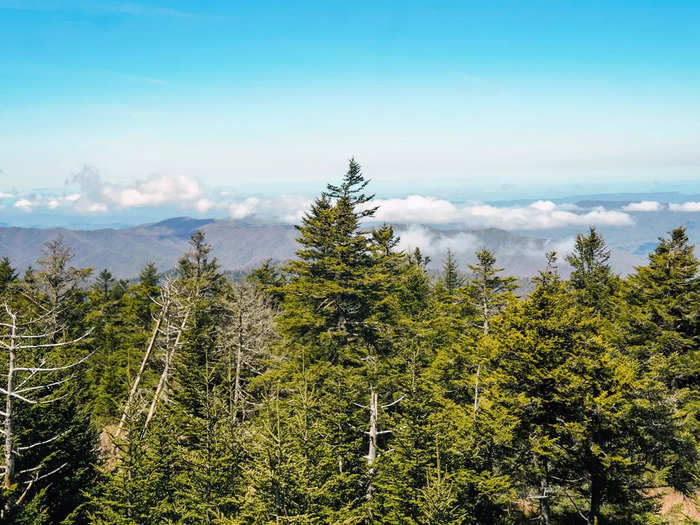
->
xmin=0 ymin=191 xmax=697 ymax=280
xmin=0 ymin=217 xmax=558 ymax=279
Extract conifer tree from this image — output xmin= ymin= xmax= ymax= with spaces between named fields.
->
xmin=464 ymin=247 xmax=516 ymax=416
xmin=94 ymin=269 xmax=115 ymax=300
xmin=247 ymin=259 xmax=286 ymax=306
xmin=441 ymin=248 xmax=463 ymax=295
xmin=0 ymin=250 xmax=97 ymax=523
xmin=566 ymin=227 xmax=618 ymax=314
xmin=493 ymin=251 xmax=694 ymax=524
xmin=623 ymin=227 xmax=700 ymax=492
xmin=625 ymin=227 xmax=699 ymax=373
xmin=269 ymin=160 xmax=409 ymax=521
xmin=0 ymin=257 xmax=17 ymax=295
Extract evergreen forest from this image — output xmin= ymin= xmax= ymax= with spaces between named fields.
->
xmin=0 ymin=160 xmax=698 ymax=524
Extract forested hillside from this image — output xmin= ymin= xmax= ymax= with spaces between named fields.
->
xmin=0 ymin=160 xmax=698 ymax=524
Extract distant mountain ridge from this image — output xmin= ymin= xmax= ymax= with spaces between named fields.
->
xmin=0 ymin=218 xmax=299 ymax=278
xmin=0 ymin=217 xmax=552 ymax=279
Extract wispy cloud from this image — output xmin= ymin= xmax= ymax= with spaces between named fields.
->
xmin=4 ymin=169 xmax=639 ymax=231
xmin=370 ymin=196 xmax=634 ymax=230
xmin=622 ymin=201 xmax=662 ymax=212
xmin=69 ymin=166 xmax=202 ymax=210
xmin=669 ymin=201 xmax=700 ymax=212
xmin=13 ymin=199 xmax=33 ymax=211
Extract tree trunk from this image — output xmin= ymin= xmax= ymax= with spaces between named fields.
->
xmin=539 ymin=477 xmax=551 ymax=525
xmin=142 ymin=310 xmax=189 ymax=434
xmin=366 ymin=389 xmax=378 ymax=500
xmin=3 ymin=312 xmax=16 ymax=489
xmin=473 ymin=290 xmax=489 ymax=418
xmin=589 ymin=473 xmax=602 ymax=525
xmin=473 ymin=364 xmax=480 ymax=417
xmin=482 ymin=286 xmax=489 ymax=335
xmin=116 ymin=310 xmax=164 ymax=437
xmin=234 ymin=308 xmax=243 ymax=417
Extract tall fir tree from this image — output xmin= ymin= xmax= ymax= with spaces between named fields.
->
xmin=566 ymin=227 xmax=619 ymax=315
xmin=441 ymin=248 xmax=463 ymax=295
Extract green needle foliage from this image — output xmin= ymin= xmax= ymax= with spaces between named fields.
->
xmin=0 ymin=162 xmax=698 ymax=524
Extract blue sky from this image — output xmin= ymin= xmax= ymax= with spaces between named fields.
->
xmin=1 ymin=0 xmax=700 ymax=199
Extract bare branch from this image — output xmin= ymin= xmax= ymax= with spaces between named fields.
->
xmin=14 ymin=376 xmax=73 ymax=395
xmin=22 ymin=462 xmax=68 ymax=484
xmin=15 ymin=357 xmax=47 ymax=389
xmin=14 ymin=328 xmax=93 ymax=350
xmin=14 ymin=349 xmax=94 ymax=373
xmin=381 ymin=395 xmax=405 ymax=409
xmin=18 ymin=431 xmax=68 ymax=452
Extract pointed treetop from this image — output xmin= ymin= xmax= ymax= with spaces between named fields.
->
xmin=566 ymin=227 xmax=611 ymax=278
xmin=565 ymin=227 xmax=618 ymax=312
xmin=324 ymin=158 xmax=378 ymax=218
xmin=409 ymin=247 xmax=431 ymax=269
xmin=95 ymin=268 xmax=115 ymax=297
xmin=139 ymin=262 xmax=160 ymax=288
xmin=532 ymin=251 xmax=560 ymax=289
xmin=0 ymin=257 xmax=17 ymax=295
xmin=442 ymin=248 xmax=463 ymax=294
xmin=372 ymin=224 xmax=401 ymax=256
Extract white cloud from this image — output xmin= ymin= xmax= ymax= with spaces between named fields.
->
xmin=371 ymin=196 xmax=634 ymax=230
xmin=226 ymin=195 xmax=312 ymax=223
xmin=13 ymin=199 xmax=33 ymax=211
xmin=669 ymin=201 xmax=700 ymax=212
xmin=63 ymin=167 xmax=205 ymax=213
xmin=622 ymin=201 xmax=661 ymax=212
xmin=229 ymin=197 xmax=261 ymax=219
xmin=0 ymin=168 xmax=637 ymax=231
xmin=0 ymin=192 xmax=14 ymax=199
xmin=194 ymin=198 xmax=220 ymax=213
xmin=397 ymin=225 xmax=479 ymax=259
xmin=84 ymin=202 xmax=108 ymax=213
xmin=4 ymin=166 xmax=312 ymax=220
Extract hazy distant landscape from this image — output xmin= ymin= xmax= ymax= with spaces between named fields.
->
xmin=2 ymin=192 xmax=697 ymax=280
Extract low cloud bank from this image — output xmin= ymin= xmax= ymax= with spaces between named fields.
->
xmin=397 ymin=225 xmax=480 ymax=259
xmin=622 ymin=201 xmax=662 ymax=212
xmin=70 ymin=168 xmax=202 ymax=212
xmin=10 ymin=168 xmax=700 ymax=230
xmin=669 ymin=201 xmax=700 ymax=212
xmin=372 ymin=196 xmax=633 ymax=230
xmin=396 ymin=225 xmax=577 ymax=272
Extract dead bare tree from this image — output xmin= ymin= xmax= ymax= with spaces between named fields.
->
xmin=115 ymin=278 xmax=177 ymax=438
xmin=354 ymin=380 xmax=403 ymax=503
xmin=141 ymin=302 xmax=189 ymax=435
xmin=217 ymin=282 xmax=276 ymax=422
xmin=0 ymin=302 xmax=92 ymax=517
xmin=22 ymin=237 xmax=93 ymax=340
xmin=111 ymin=277 xmax=191 ymax=442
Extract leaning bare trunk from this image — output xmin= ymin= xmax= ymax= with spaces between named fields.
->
xmin=142 ymin=311 xmax=189 ymax=435
xmin=116 ymin=311 xmax=164 ymax=437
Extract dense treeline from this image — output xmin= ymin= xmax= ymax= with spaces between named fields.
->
xmin=0 ymin=160 xmax=698 ymax=524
